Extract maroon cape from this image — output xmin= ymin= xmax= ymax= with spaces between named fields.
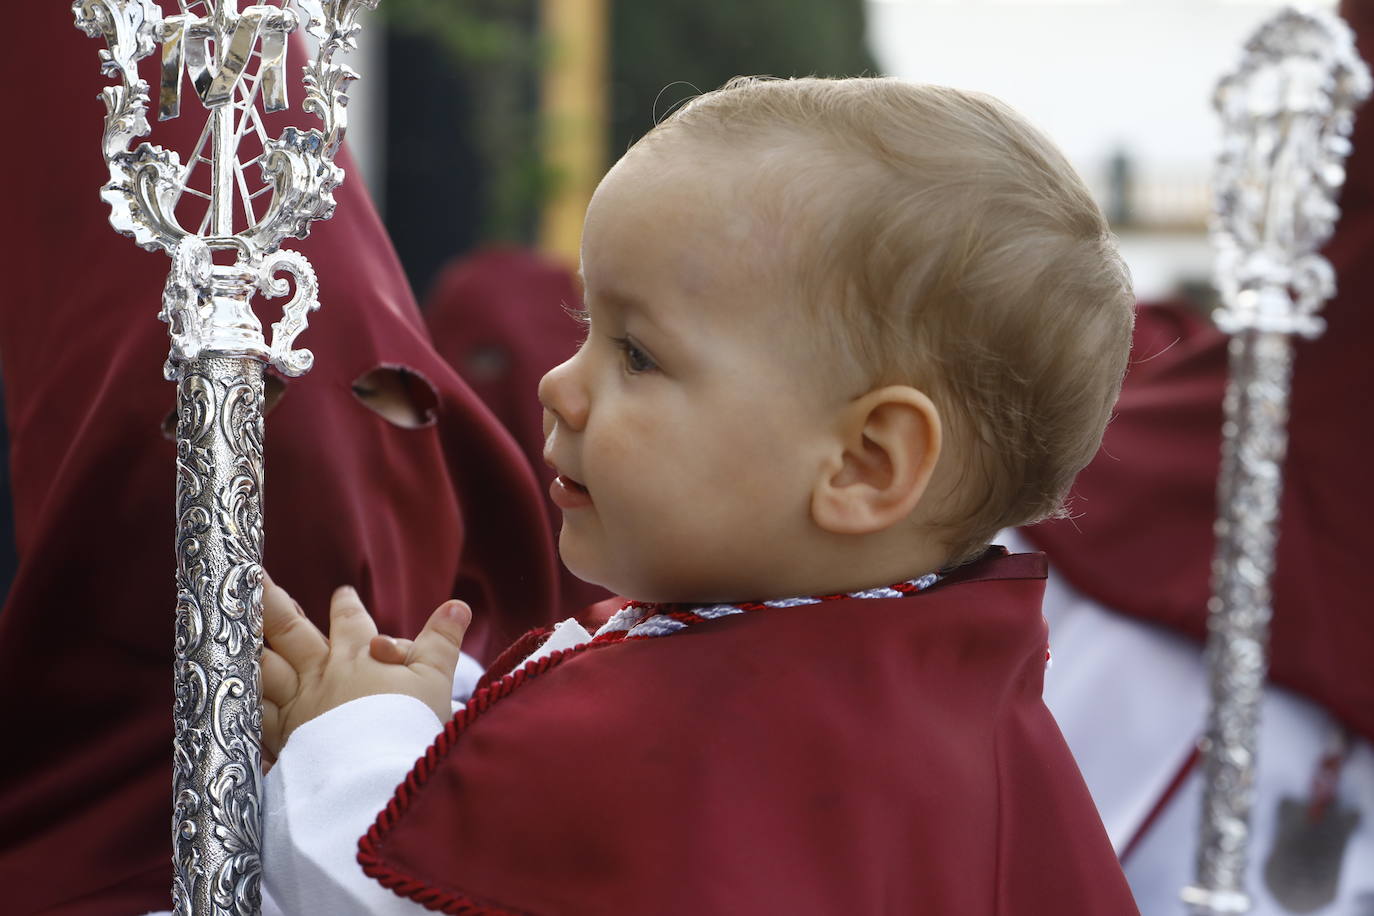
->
xmin=1024 ymin=1 xmax=1374 ymax=745
xmin=358 ymin=551 xmax=1138 ymax=915
xmin=0 ymin=11 xmax=558 ymax=913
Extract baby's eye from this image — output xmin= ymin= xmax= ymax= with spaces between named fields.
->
xmin=613 ymin=336 xmax=658 ymax=374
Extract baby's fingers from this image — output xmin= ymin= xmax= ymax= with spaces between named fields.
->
xmin=262 ymin=577 xmax=328 ymax=669
xmin=261 ymin=692 xmax=285 ymax=760
xmin=368 ymin=635 xmax=414 ymax=665
xmin=328 ymin=585 xmax=378 ymax=650
xmin=408 ymin=600 xmax=471 ymax=679
xmin=261 ymin=646 xmax=299 ymax=707
xmin=261 ymin=702 xmax=281 ymax=760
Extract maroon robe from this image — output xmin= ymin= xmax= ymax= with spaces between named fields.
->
xmin=358 ymin=551 xmax=1139 ymax=915
xmin=0 ymin=10 xmax=558 ymax=913
xmin=1023 ymin=0 xmax=1374 ymax=745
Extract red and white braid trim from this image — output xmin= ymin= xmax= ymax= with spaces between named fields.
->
xmin=592 ymin=571 xmax=943 ymax=643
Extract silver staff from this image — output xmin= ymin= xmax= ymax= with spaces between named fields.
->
xmin=72 ymin=1 xmax=377 ymax=912
xmin=1183 ymin=8 xmax=1368 ymax=914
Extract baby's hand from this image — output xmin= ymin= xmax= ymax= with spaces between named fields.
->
xmin=260 ymin=577 xmax=471 ymax=758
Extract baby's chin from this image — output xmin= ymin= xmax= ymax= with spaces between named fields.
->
xmin=582 ymin=572 xmax=761 ymax=607
xmin=559 ymin=558 xmax=681 ymax=605
xmin=557 ymin=547 xmax=627 ymax=600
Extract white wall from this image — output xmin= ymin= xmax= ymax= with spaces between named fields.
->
xmin=864 ymin=0 xmax=1341 ymax=300
xmin=302 ymin=23 xmax=387 ymax=213
xmin=347 ymin=26 xmax=387 ymax=212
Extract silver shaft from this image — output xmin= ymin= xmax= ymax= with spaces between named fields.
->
xmin=1183 ymin=329 xmax=1295 ymax=915
xmin=172 ymin=355 xmax=266 ymax=916
xmin=1184 ymin=9 xmax=1369 ymax=910
xmin=71 ymin=2 xmax=379 ymax=906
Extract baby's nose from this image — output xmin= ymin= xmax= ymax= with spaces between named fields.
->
xmin=538 ymin=357 xmax=588 ymax=431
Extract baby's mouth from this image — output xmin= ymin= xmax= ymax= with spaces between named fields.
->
xmin=550 ymin=473 xmax=593 ymax=509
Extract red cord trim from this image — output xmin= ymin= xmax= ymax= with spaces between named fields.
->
xmin=474 ymin=626 xmax=554 ymax=692
xmin=358 ymin=641 xmax=613 ymax=914
xmin=1120 ymin=745 xmax=1201 ymax=862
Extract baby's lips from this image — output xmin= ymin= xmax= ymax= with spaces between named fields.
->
xmin=549 ymin=474 xmax=593 ymax=509
xmin=543 ymin=452 xmax=587 ymax=491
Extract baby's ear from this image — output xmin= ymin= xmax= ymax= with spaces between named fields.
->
xmin=811 ymin=386 xmax=942 ymax=536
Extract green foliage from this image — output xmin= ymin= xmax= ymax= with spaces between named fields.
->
xmin=380 ymin=0 xmax=548 ymax=242
xmin=610 ymin=0 xmax=879 ymax=157
xmin=380 ymin=0 xmax=536 ymax=72
xmin=377 ymin=0 xmax=877 ymax=246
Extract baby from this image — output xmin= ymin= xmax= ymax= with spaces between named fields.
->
xmin=259 ymin=77 xmax=1139 ymax=915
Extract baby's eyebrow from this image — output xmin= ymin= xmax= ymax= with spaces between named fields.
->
xmin=584 ymin=284 xmax=645 ymax=314
xmin=586 ymin=287 xmax=678 ymax=343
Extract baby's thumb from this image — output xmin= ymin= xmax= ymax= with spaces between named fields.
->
xmin=409 ymin=600 xmax=472 ymax=678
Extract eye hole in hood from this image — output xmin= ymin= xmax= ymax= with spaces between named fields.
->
xmin=352 ymin=366 xmax=439 ymax=429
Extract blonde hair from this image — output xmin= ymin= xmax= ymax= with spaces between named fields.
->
xmin=643 ymin=77 xmax=1135 ymax=562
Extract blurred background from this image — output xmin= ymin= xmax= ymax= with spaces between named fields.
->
xmin=0 ymin=0 xmax=1342 ymax=602
xmin=341 ymin=0 xmax=1338 ymax=307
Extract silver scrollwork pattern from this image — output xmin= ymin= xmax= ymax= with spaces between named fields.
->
xmin=75 ymin=0 xmax=381 ymax=372
xmin=72 ymin=0 xmax=162 ymax=155
xmin=260 ymin=250 xmax=321 ymax=376
xmin=161 ymin=237 xmax=215 ymax=379
xmin=73 ymin=0 xmax=189 ymax=253
xmin=297 ymin=0 xmax=380 ymax=154
xmin=1210 ymin=8 xmax=1371 ymax=341
xmin=172 ymin=358 xmax=266 ymax=916
xmin=240 ymin=127 xmax=345 ymax=256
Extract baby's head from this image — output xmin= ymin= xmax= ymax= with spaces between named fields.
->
xmin=540 ymin=77 xmax=1133 ymax=603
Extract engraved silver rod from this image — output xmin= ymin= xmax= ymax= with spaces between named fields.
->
xmin=172 ymin=355 xmax=266 ymax=916
xmin=70 ymin=0 xmax=377 ymax=903
xmin=1182 ymin=329 xmax=1294 ymax=916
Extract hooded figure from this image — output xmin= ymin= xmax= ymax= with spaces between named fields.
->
xmin=1026 ymin=0 xmax=1374 ymax=778
xmin=0 ymin=7 xmax=559 ymax=913
xmin=1021 ymin=3 xmax=1374 ymax=910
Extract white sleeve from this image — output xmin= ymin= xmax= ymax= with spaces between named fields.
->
xmin=260 ymin=694 xmax=443 ymax=916
xmin=452 ymin=649 xmax=487 ymax=706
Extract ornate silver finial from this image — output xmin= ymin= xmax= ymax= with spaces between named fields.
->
xmin=74 ymin=3 xmax=379 ymax=914
xmin=73 ymin=0 xmax=378 ymax=380
xmin=1185 ymin=7 xmax=1368 ymax=915
xmin=1209 ymin=7 xmax=1370 ymax=340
